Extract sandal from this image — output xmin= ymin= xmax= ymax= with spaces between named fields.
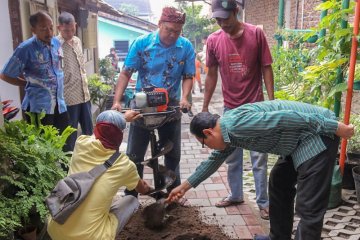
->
xmin=259 ymin=207 xmax=269 ymax=220
xmin=215 ymin=197 xmax=244 ymax=208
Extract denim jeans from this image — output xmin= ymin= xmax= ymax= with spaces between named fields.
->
xmin=66 ymin=101 xmax=93 ymax=151
xmin=125 ymin=118 xmax=181 ymax=197
xmin=224 ymin=107 xmax=269 ymax=209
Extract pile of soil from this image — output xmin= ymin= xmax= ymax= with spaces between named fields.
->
xmin=116 ymin=201 xmax=231 ymax=240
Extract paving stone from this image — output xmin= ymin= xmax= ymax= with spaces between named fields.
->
xmin=200 ymin=206 xmax=228 ymax=216
xmin=233 ymin=225 xmax=253 ymax=239
xmin=243 ymin=214 xmax=260 ymax=225
xmin=215 ymin=215 xmax=246 ymax=226
xmin=187 ymin=198 xmax=211 ymax=207
xmin=204 ymin=183 xmax=227 ymax=191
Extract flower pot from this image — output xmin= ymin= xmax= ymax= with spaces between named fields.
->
xmin=352 ymin=166 xmax=360 ymax=204
xmin=342 ymin=153 xmax=360 ymax=190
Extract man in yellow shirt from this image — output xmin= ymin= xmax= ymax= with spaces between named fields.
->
xmin=47 ymin=110 xmax=151 ymax=239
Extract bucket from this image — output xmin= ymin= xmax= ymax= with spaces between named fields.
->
xmin=352 ymin=166 xmax=360 ymax=204
xmin=328 ymin=165 xmax=342 ymax=209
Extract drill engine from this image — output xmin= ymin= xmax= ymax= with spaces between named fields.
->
xmin=134 ymin=87 xmax=169 ymax=112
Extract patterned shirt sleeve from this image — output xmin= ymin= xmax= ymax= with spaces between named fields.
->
xmin=123 ymin=38 xmax=141 ymax=75
xmin=182 ymin=41 xmax=196 ymax=79
xmin=187 ymin=146 xmax=236 ymax=188
xmin=1 ymin=46 xmax=26 ymax=78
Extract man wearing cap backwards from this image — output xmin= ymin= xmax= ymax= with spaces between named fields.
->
xmin=47 ymin=110 xmax=152 ymax=240
xmin=201 ymin=0 xmax=274 ymax=219
xmin=167 ymin=100 xmax=355 ymax=240
xmin=112 ymin=7 xmax=195 ymax=199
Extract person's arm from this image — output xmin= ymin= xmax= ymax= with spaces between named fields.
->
xmin=228 ymin=107 xmax=340 ymax=138
xmin=123 ymin=110 xmax=142 ymax=122
xmin=135 ymin=179 xmax=151 ymax=194
xmin=202 ymin=65 xmax=218 ymax=112
xmin=180 ymin=77 xmax=193 ymax=110
xmin=111 ymin=70 xmax=131 ymax=111
xmin=166 ymin=146 xmax=236 ymax=203
xmin=262 ymin=65 xmax=274 ymax=100
xmin=0 ymin=74 xmax=26 ymax=87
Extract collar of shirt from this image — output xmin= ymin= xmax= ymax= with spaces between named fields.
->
xmin=34 ymin=36 xmax=54 ymax=49
xmin=57 ymin=35 xmax=74 ymax=47
xmin=219 ymin=119 xmax=231 ymax=143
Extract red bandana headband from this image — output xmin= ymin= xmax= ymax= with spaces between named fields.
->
xmin=94 ymin=122 xmax=123 ymax=150
xmin=159 ymin=7 xmax=186 ymax=24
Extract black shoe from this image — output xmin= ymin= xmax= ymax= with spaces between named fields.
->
xmin=188 ymin=110 xmax=194 ymax=117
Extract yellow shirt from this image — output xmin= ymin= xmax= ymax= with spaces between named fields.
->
xmin=47 ymin=135 xmax=140 ymax=240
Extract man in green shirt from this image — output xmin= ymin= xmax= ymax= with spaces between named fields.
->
xmin=166 ymin=100 xmax=355 ymax=240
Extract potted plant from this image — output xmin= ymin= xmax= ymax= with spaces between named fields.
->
xmin=344 ymin=114 xmax=360 ymax=191
xmin=0 ymin=113 xmax=74 ymax=239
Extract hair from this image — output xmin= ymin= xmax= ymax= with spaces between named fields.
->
xmin=190 ymin=112 xmax=220 ymax=138
xmin=58 ymin=11 xmax=75 ymax=25
xmin=96 ymin=110 xmax=126 ymax=131
xmin=29 ymin=11 xmax=52 ymax=28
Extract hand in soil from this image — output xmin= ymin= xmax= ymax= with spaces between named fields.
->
xmin=166 ymin=181 xmax=192 ymax=203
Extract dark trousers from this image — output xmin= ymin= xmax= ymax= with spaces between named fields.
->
xmin=125 ymin=119 xmax=182 ymax=197
xmin=269 ymin=136 xmax=339 ymax=240
xmin=66 ymin=101 xmax=93 ymax=151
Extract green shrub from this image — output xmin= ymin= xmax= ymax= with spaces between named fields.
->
xmin=88 ymin=74 xmax=112 ymax=111
xmin=0 ymin=116 xmax=74 ymax=237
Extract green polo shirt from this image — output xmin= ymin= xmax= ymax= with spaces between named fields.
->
xmin=187 ymin=100 xmax=339 ymax=188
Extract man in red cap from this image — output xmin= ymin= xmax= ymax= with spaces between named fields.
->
xmin=112 ymin=7 xmax=195 ymax=201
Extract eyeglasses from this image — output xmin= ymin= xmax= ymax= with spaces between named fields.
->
xmin=202 ymin=137 xmax=205 ymax=148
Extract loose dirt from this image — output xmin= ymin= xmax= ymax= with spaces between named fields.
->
xmin=116 ymin=201 xmax=232 ymax=240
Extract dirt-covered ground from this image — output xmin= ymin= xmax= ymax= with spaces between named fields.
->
xmin=116 ymin=201 xmax=231 ymax=240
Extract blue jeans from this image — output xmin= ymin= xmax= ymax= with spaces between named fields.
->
xmin=66 ymin=101 xmax=93 ymax=151
xmin=224 ymin=107 xmax=269 ymax=209
xmin=125 ymin=118 xmax=181 ymax=197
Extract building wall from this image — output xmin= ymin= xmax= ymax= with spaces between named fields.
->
xmin=97 ymin=17 xmax=150 ymax=60
xmin=0 ymin=0 xmax=22 ymax=118
xmin=244 ymin=0 xmax=322 ymax=48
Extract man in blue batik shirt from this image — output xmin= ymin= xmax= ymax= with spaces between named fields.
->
xmin=0 ymin=11 xmax=69 ymax=135
xmin=112 ymin=7 xmax=195 ymax=198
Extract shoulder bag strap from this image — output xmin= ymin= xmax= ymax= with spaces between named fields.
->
xmin=88 ymin=151 xmax=121 ymax=178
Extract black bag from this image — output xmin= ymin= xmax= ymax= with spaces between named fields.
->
xmin=45 ymin=151 xmax=120 ymax=224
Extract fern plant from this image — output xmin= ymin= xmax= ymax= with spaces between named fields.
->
xmin=0 ymin=116 xmax=74 ymax=237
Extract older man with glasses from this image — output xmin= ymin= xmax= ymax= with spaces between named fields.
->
xmin=112 ymin=7 xmax=195 ymax=201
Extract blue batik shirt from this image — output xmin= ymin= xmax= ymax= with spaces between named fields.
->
xmin=123 ymin=30 xmax=195 ymax=102
xmin=1 ymin=36 xmax=66 ymax=114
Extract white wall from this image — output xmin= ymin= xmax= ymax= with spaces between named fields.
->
xmin=0 ymin=1 xmax=22 ymax=119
